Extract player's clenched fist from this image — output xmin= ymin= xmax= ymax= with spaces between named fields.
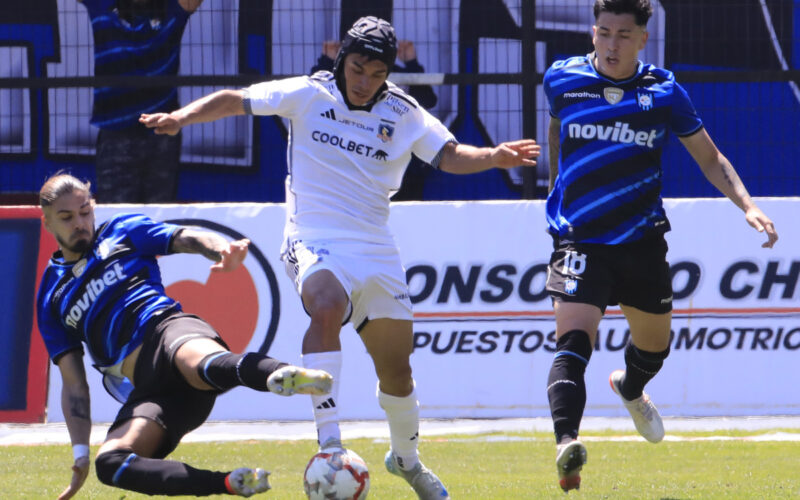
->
xmin=139 ymin=112 xmax=182 ymax=136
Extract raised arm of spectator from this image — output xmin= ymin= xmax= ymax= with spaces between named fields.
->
xmin=438 ymin=139 xmax=540 ymax=175
xmin=139 ymin=89 xmax=245 ymax=136
xmin=310 ymin=40 xmax=340 ymax=73
xmin=396 ymin=40 xmax=438 ymax=109
xmin=177 ymin=0 xmax=204 ymax=13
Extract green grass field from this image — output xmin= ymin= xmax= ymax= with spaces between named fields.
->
xmin=3 ymin=430 xmax=799 ymax=499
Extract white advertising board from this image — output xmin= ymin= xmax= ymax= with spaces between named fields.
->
xmin=45 ymin=199 xmax=800 ymax=423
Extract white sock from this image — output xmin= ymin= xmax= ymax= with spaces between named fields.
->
xmin=378 ymin=381 xmax=420 ymax=470
xmin=303 ymin=351 xmax=342 ymax=448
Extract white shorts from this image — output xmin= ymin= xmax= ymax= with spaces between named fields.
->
xmin=281 ymin=238 xmax=413 ymax=330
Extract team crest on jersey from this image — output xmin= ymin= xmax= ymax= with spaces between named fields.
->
xmin=603 ymin=87 xmax=624 ymax=105
xmin=377 ymin=121 xmax=395 ymax=143
xmin=73 ymin=258 xmax=87 ymax=278
xmin=564 ymin=279 xmax=578 ymax=295
xmin=637 ymin=92 xmax=653 ymax=110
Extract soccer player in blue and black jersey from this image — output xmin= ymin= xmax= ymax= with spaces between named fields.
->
xmin=542 ymin=0 xmax=779 ymax=492
xmin=37 ymin=173 xmax=332 ymax=499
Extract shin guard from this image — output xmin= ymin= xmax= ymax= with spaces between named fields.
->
xmin=378 ymin=382 xmax=420 ymax=470
xmin=620 ymin=341 xmax=670 ymax=400
xmin=547 ymin=330 xmax=593 ymax=443
xmin=197 ymin=352 xmax=286 ymax=392
xmin=303 ymin=351 xmax=343 ymax=447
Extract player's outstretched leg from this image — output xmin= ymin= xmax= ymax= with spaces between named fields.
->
xmin=609 ymin=369 xmax=664 ymax=443
xmin=195 ymin=351 xmax=331 ymax=396
xmin=267 ymin=365 xmax=333 ymax=396
xmin=556 ymin=439 xmax=587 ymax=492
xmin=226 ymin=468 xmax=271 ymax=497
xmin=96 ymin=449 xmax=271 ymax=497
xmin=385 ymin=451 xmax=450 ymax=500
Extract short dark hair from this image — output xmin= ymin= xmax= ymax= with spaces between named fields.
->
xmin=593 ymin=0 xmax=653 ymax=27
xmin=39 ymin=172 xmax=92 ymax=208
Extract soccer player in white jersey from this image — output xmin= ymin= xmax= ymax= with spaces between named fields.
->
xmin=141 ymin=16 xmax=540 ymax=499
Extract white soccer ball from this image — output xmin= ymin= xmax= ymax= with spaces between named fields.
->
xmin=303 ymin=448 xmax=370 ymax=500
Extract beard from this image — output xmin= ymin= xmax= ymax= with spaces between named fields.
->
xmin=57 ymin=231 xmax=92 ymax=257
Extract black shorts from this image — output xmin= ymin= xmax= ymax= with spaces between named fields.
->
xmin=108 ymin=312 xmax=228 ymax=458
xmin=546 ymin=232 xmax=673 ymax=314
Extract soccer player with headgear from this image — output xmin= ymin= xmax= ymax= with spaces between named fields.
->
xmin=542 ymin=0 xmax=778 ymax=492
xmin=141 ymin=15 xmax=540 ymax=499
xmin=37 ymin=172 xmax=333 ymax=498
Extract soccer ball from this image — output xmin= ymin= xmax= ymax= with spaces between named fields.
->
xmin=303 ymin=448 xmax=370 ymax=500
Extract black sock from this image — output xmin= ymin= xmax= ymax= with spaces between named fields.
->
xmin=96 ymin=449 xmax=229 ymax=496
xmin=547 ymin=330 xmax=593 ymax=443
xmin=620 ymin=341 xmax=670 ymax=400
xmin=198 ymin=352 xmax=288 ymax=392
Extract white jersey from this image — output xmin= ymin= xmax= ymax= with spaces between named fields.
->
xmin=243 ymin=72 xmax=455 ymax=244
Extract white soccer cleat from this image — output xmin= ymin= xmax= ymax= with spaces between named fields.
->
xmin=556 ymin=439 xmax=587 ymax=492
xmin=609 ymin=369 xmax=665 ymax=443
xmin=384 ymin=450 xmax=450 ymax=500
xmin=225 ymin=467 xmax=270 ymax=497
xmin=267 ymin=366 xmax=333 ymax=396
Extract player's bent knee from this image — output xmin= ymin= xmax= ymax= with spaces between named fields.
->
xmin=555 ymin=329 xmax=593 ymax=363
xmin=310 ymin=299 xmax=350 ymax=326
xmin=96 ymin=448 xmax=136 ymax=486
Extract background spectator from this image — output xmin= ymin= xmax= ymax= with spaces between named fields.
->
xmin=78 ymin=0 xmax=203 ymax=203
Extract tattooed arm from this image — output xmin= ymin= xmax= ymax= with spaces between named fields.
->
xmin=171 ymin=228 xmax=251 ymax=272
xmin=548 ymin=117 xmax=561 ymax=193
xmin=680 ymin=128 xmax=778 ymax=248
xmin=56 ymin=350 xmax=91 ymax=500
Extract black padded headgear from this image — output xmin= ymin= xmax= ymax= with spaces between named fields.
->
xmin=332 ymin=16 xmax=397 ymax=77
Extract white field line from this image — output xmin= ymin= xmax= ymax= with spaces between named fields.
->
xmin=2 ymin=417 xmax=799 ymax=446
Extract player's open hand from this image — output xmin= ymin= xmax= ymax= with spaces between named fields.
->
xmin=211 ymin=238 xmax=250 ymax=272
xmin=745 ymin=206 xmax=778 ymax=248
xmin=491 ymin=139 xmax=541 ymax=169
xmin=58 ymin=456 xmax=90 ymax=500
xmin=139 ymin=112 xmax=182 ymax=136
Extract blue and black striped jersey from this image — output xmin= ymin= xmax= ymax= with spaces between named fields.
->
xmin=544 ymin=54 xmax=703 ymax=244
xmin=36 ymin=213 xmax=181 ymax=368
xmin=82 ymin=0 xmax=190 ymax=130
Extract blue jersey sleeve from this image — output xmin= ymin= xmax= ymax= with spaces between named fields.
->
xmin=113 ymin=214 xmax=181 ymax=257
xmin=670 ymin=81 xmax=703 ymax=137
